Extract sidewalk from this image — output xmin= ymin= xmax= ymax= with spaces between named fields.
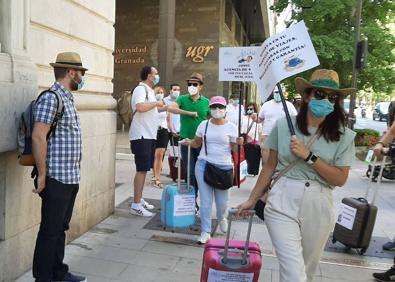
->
xmin=17 ymin=132 xmax=395 ymax=282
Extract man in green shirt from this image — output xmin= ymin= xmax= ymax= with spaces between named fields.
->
xmin=170 ymin=73 xmax=210 ymax=207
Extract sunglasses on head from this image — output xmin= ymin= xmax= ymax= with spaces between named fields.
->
xmin=210 ymin=104 xmax=226 ymax=109
xmin=313 ymin=89 xmax=339 ymax=103
xmin=187 ymin=82 xmax=199 ymax=87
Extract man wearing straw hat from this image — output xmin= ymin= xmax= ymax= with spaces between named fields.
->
xmin=32 ymin=52 xmax=87 ymax=282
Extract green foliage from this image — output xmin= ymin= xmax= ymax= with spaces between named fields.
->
xmin=272 ymin=0 xmax=395 ymax=98
xmin=354 ymin=128 xmax=380 ymax=146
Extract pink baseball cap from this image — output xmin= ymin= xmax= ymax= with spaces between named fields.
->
xmin=209 ymin=96 xmax=227 ymax=106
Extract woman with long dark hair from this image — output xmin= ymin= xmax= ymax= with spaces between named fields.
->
xmin=237 ymin=69 xmax=356 ymax=282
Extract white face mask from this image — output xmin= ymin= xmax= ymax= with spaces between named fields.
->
xmin=273 ymin=92 xmax=282 ymax=102
xmin=210 ymin=108 xmax=226 ymax=119
xmin=171 ymin=90 xmax=180 ymax=99
xmin=155 ymin=93 xmax=164 ymax=101
xmin=188 ymin=86 xmax=198 ymax=96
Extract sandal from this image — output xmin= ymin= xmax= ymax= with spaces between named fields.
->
xmin=153 ymin=179 xmax=164 ymax=189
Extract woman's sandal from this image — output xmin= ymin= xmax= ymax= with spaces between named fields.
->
xmin=152 ymin=179 xmax=163 ymax=189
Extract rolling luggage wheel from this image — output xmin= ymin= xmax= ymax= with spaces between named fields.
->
xmin=332 ymin=237 xmax=337 ymax=244
xmin=358 ymin=248 xmax=367 ymax=255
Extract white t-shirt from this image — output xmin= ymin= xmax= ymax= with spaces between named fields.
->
xmin=196 ymin=120 xmax=238 ymax=166
xmin=241 ymin=115 xmax=262 ymax=144
xmin=226 ymin=104 xmax=245 ymax=126
xmin=129 ymin=82 xmax=158 ymax=140
xmin=157 ymin=111 xmax=168 ymax=129
xmin=258 ymin=100 xmax=297 ymax=136
xmin=164 ymin=96 xmax=180 ymax=133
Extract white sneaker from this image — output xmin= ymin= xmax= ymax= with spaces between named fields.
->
xmin=197 ymin=232 xmax=211 ymax=244
xmin=219 ymin=219 xmax=228 ymax=234
xmin=141 ymin=198 xmax=154 ymax=210
xmin=130 ymin=204 xmax=153 ymax=217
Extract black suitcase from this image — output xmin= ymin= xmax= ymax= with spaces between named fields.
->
xmin=332 ymin=156 xmax=387 ymax=255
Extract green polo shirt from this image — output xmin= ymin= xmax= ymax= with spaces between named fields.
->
xmin=177 ymin=94 xmax=210 ymax=139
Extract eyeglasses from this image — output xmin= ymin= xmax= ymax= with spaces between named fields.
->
xmin=247 ymin=108 xmax=254 ymax=111
xmin=313 ymin=89 xmax=338 ymax=103
xmin=187 ymin=82 xmax=199 ymax=87
xmin=210 ymin=104 xmax=226 ymax=109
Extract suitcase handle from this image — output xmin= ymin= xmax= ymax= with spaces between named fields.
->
xmin=178 ymin=141 xmax=192 ymax=193
xmin=222 ymin=209 xmax=255 ymax=266
xmin=365 ymin=156 xmax=387 ymax=205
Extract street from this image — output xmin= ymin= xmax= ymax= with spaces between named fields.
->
xmin=354 ymin=110 xmax=388 ymax=135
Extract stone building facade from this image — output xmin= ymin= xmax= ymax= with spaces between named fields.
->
xmin=114 ymin=0 xmax=274 ymax=120
xmin=0 ymin=0 xmax=116 ymax=280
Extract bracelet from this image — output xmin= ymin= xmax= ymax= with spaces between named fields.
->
xmin=304 ymin=151 xmax=313 ymax=162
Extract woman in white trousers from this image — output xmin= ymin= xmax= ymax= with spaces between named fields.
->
xmin=237 ymin=69 xmax=356 ymax=282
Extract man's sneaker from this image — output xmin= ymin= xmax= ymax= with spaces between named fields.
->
xmin=53 ymin=272 xmax=87 ymax=282
xmin=383 ymin=241 xmax=395 ymax=251
xmin=141 ymin=198 xmax=154 ymax=210
xmin=219 ymin=219 xmax=228 ymax=234
xmin=197 ymin=232 xmax=211 ymax=244
xmin=372 ymin=266 xmax=395 ymax=281
xmin=130 ymin=204 xmax=153 ymax=217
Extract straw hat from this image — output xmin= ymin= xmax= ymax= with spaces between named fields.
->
xmin=186 ymin=72 xmax=204 ymax=84
xmin=50 ymin=52 xmax=88 ymax=71
xmin=295 ymin=69 xmax=356 ymax=97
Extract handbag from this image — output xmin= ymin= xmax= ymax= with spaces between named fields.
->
xmin=203 ymin=120 xmax=234 ymax=190
xmin=254 ymin=132 xmax=319 ymax=220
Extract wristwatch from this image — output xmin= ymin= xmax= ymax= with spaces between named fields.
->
xmin=304 ymin=151 xmax=318 ymax=165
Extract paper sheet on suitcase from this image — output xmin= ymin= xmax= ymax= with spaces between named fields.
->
xmin=173 ymin=194 xmax=195 ymax=216
xmin=208 ymin=268 xmax=253 ymax=282
xmin=336 ymin=203 xmax=357 ymax=230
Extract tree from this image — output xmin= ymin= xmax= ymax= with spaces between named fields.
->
xmin=272 ymin=0 xmax=395 ymax=100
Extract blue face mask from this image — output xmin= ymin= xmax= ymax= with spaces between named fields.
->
xmin=153 ymin=74 xmax=160 ymax=85
xmin=77 ymin=77 xmax=85 ymax=90
xmin=232 ymin=99 xmax=239 ymax=105
xmin=308 ymin=99 xmax=334 ymax=118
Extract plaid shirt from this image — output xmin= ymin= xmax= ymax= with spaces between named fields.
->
xmin=33 ymin=82 xmax=82 ymax=184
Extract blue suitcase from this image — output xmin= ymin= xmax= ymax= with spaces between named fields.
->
xmin=161 ymin=143 xmax=196 ymax=229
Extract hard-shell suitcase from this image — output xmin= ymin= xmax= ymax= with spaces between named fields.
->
xmin=332 ymin=155 xmax=387 ymax=255
xmin=200 ymin=209 xmax=262 ymax=282
xmin=161 ymin=143 xmax=195 ymax=229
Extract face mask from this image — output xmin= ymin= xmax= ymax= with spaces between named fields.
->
xmin=247 ymin=109 xmax=254 ymax=115
xmin=273 ymin=92 xmax=281 ymax=102
xmin=210 ymin=108 xmax=226 ymax=119
xmin=72 ymin=74 xmax=84 ymax=91
xmin=153 ymin=74 xmax=160 ymax=85
xmin=171 ymin=91 xmax=180 ymax=99
xmin=308 ymin=99 xmax=334 ymax=118
xmin=188 ymin=86 xmax=198 ymax=96
xmin=155 ymin=93 xmax=164 ymax=101
xmin=232 ymin=99 xmax=239 ymax=105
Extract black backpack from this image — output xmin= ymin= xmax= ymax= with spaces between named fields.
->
xmin=17 ymin=90 xmax=64 ymax=166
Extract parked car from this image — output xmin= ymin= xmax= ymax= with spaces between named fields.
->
xmin=373 ymin=102 xmax=390 ymax=121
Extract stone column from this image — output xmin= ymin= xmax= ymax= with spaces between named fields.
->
xmin=158 ymin=0 xmax=175 ymax=89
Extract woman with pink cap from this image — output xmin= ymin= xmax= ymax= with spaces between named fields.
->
xmin=182 ymin=96 xmax=244 ymax=244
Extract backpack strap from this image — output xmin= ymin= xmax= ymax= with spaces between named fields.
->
xmin=131 ymin=84 xmax=150 ymax=118
xmin=35 ymin=89 xmax=64 ymax=140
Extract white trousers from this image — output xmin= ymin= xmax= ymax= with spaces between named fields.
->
xmin=264 ymin=177 xmax=336 ymax=282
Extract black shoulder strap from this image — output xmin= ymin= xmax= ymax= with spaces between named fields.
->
xmin=35 ymin=89 xmax=64 ymax=140
xmin=204 ymin=120 xmax=209 ymax=155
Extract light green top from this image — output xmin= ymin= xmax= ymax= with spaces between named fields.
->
xmin=267 ymin=117 xmax=356 ymax=188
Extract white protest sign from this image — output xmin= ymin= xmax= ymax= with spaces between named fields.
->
xmin=336 ymin=203 xmax=357 ymax=230
xmin=218 ymin=21 xmax=320 ymax=102
xmin=256 ymin=21 xmax=320 ymax=101
xmin=219 ymin=47 xmax=260 ymax=81
xmin=173 ymin=194 xmax=195 ymax=217
xmin=208 ymin=268 xmax=253 ymax=282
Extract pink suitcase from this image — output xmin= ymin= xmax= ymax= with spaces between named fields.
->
xmin=200 ymin=210 xmax=262 ymax=282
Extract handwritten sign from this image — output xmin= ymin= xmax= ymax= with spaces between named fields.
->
xmin=174 ymin=195 xmax=195 ymax=216
xmin=219 ymin=21 xmax=320 ymax=102
xmin=337 ymin=203 xmax=357 ymax=230
xmin=208 ymin=269 xmax=253 ymax=282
